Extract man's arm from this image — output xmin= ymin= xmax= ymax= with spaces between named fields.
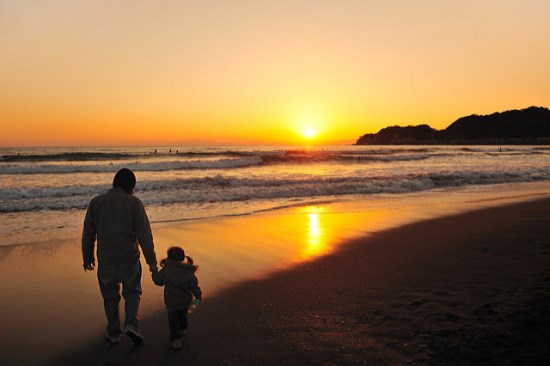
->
xmin=133 ymin=199 xmax=157 ymax=270
xmin=82 ymin=202 xmax=97 ymax=270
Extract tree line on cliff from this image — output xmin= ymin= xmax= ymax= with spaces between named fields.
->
xmin=355 ymin=106 xmax=550 ymax=145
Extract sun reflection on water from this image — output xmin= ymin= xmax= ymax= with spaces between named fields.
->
xmin=300 ymin=206 xmax=330 ymax=260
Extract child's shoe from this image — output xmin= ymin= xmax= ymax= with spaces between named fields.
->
xmin=171 ymin=338 xmax=182 ymax=350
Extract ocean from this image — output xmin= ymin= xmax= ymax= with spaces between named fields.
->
xmin=1 ymin=145 xmax=549 ymax=247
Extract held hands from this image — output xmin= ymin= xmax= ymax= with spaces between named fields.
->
xmin=84 ymin=262 xmax=158 ymax=272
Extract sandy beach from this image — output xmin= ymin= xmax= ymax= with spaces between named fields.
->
xmin=0 ymin=190 xmax=548 ymax=365
xmin=3 ymin=0 xmax=550 ymax=364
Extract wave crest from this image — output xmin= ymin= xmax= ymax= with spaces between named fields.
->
xmin=2 ymin=168 xmax=548 ymax=212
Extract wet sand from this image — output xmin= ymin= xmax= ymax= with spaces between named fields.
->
xmin=41 ymin=197 xmax=550 ymax=366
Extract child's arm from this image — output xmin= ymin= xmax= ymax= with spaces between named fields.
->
xmin=190 ymin=275 xmax=202 ymax=301
xmin=151 ymin=268 xmax=165 ymax=286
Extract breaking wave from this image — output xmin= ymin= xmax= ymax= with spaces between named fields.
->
xmin=2 ymin=168 xmax=549 ymax=212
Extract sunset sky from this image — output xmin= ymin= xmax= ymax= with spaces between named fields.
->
xmin=2 ymin=0 xmax=550 ymax=146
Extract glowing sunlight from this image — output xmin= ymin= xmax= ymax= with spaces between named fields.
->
xmin=300 ymin=206 xmax=330 ymax=260
xmin=303 ymin=127 xmax=316 ymax=139
xmin=294 ymin=111 xmax=326 ymax=143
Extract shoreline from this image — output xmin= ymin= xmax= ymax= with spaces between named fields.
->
xmin=2 ymin=180 xmax=550 ymax=249
xmin=44 ymin=196 xmax=550 ymax=365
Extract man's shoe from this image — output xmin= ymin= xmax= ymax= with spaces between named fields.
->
xmin=105 ymin=333 xmax=121 ymax=344
xmin=171 ymin=338 xmax=182 ymax=350
xmin=125 ymin=328 xmax=144 ymax=344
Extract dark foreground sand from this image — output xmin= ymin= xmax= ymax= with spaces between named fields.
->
xmin=48 ymin=198 xmax=550 ymax=366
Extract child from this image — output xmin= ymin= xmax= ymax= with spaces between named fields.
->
xmin=152 ymin=246 xmax=202 ymax=350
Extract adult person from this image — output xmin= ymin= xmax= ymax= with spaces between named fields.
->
xmin=82 ymin=168 xmax=158 ymax=344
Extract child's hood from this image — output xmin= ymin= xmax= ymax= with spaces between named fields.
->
xmin=163 ymin=259 xmax=198 ymax=285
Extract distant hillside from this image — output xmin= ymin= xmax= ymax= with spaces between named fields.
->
xmin=356 ymin=106 xmax=550 ymax=145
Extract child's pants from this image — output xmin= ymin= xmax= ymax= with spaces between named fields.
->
xmin=168 ymin=308 xmax=188 ymax=341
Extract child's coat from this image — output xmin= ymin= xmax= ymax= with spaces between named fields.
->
xmin=152 ymin=258 xmax=202 ymax=311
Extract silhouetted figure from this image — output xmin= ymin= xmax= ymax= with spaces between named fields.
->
xmin=152 ymin=246 xmax=202 ymax=350
xmin=82 ymin=168 xmax=158 ymax=344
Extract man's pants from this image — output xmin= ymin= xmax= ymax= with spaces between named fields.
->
xmin=97 ymin=261 xmax=142 ymax=337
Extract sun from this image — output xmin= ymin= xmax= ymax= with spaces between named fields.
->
xmin=292 ymin=110 xmax=326 ymax=143
xmin=303 ymin=127 xmax=316 ymax=139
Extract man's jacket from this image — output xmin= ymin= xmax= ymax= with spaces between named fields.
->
xmin=82 ymin=188 xmax=157 ymax=266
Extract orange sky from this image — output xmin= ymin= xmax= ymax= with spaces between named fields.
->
xmin=2 ymin=1 xmax=550 ymax=147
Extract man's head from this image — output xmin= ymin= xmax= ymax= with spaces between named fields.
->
xmin=113 ymin=168 xmax=136 ymax=194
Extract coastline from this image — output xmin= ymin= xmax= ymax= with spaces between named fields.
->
xmin=40 ymin=196 xmax=550 ymax=365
